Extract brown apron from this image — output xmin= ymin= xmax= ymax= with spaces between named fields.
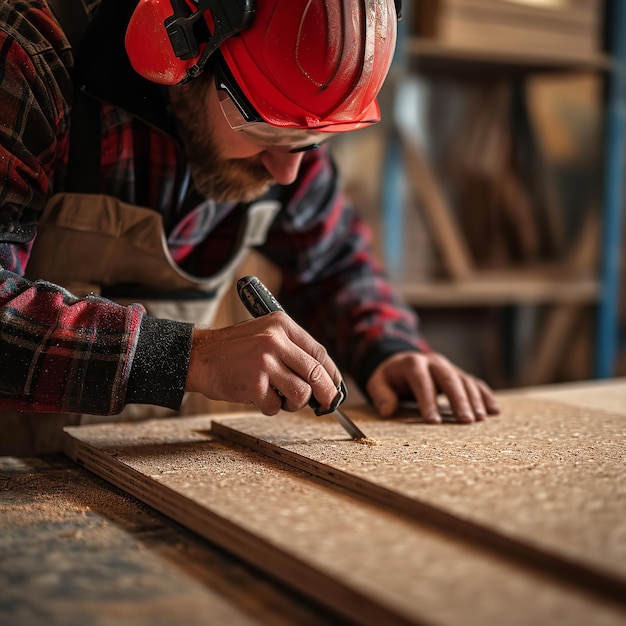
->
xmin=1 ymin=193 xmax=281 ymax=455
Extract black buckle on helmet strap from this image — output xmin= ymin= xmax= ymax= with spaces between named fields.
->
xmin=166 ymin=0 xmax=255 ymax=64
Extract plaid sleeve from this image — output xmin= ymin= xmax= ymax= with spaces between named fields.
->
xmin=0 ymin=3 xmax=193 ymax=414
xmin=0 ymin=266 xmax=192 ymax=414
xmin=0 ymin=271 xmax=139 ymax=414
xmin=260 ymin=147 xmax=431 ymax=393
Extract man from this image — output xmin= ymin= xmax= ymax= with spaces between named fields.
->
xmin=0 ymin=0 xmax=499 ymax=455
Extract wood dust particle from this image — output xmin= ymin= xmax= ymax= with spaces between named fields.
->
xmin=354 ymin=437 xmax=378 ymax=446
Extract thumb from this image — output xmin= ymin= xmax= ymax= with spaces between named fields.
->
xmin=368 ymin=378 xmax=399 ymax=418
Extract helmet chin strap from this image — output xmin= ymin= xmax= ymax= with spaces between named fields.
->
xmin=165 ymin=0 xmax=255 ymax=79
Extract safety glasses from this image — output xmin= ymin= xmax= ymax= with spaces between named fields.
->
xmin=214 ymin=59 xmax=334 ymax=153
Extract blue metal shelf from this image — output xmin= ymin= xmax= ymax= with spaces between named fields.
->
xmin=595 ymin=0 xmax=626 ymax=378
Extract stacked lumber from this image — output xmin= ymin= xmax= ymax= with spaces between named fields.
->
xmin=414 ymin=0 xmax=604 ymax=61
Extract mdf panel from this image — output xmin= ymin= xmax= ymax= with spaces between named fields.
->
xmin=64 ymin=398 xmax=626 ymax=625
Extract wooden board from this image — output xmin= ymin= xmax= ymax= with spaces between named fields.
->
xmin=63 ymin=416 xmax=626 ymax=626
xmin=211 ymin=396 xmax=626 ymax=603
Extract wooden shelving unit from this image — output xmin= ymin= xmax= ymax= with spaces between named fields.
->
xmin=399 ymin=273 xmax=600 ymax=308
xmin=405 ymin=38 xmax=611 ymax=74
xmin=376 ymin=0 xmax=624 ymax=386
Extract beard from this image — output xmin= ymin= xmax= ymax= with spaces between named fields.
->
xmin=167 ymin=74 xmax=274 ymax=203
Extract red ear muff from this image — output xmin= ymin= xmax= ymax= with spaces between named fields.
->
xmin=125 ymin=0 xmax=255 ymax=86
xmin=125 ymin=0 xmax=192 ymax=85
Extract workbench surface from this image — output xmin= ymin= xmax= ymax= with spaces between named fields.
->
xmin=0 ymin=454 xmax=342 ymax=626
xmin=2 ymin=378 xmax=624 ymax=625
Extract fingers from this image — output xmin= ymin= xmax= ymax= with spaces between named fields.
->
xmin=475 ymin=377 xmax=501 ymax=417
xmin=248 ymin=377 xmax=283 ymax=415
xmin=278 ymin=315 xmax=342 ymax=410
xmin=462 ymin=375 xmax=487 ymax=421
xmin=367 ymin=352 xmax=500 ymax=424
xmin=419 ymin=354 xmax=500 ymax=423
xmin=240 ymin=315 xmax=340 ymax=413
xmin=428 ymin=355 xmax=476 ymax=423
xmin=267 ymin=363 xmax=319 ymax=413
xmin=369 ymin=377 xmax=400 ymax=419
xmin=186 ymin=314 xmax=342 ymax=416
xmin=405 ymin=358 xmax=443 ymax=424
xmin=461 ymin=375 xmax=500 ymax=421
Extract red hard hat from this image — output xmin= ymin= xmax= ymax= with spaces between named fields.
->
xmin=126 ymin=0 xmax=398 ymax=132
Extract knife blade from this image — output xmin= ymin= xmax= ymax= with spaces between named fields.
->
xmin=236 ymin=275 xmax=367 ymax=440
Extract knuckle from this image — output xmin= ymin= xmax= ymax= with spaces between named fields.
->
xmin=428 ymin=352 xmax=450 ymax=367
xmin=308 ymin=362 xmax=324 ymax=384
xmin=406 ymin=358 xmax=424 ymax=376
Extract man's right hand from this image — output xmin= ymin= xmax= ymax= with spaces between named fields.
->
xmin=185 ymin=312 xmax=342 ymax=415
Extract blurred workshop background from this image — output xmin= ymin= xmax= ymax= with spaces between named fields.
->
xmin=331 ymin=0 xmax=625 ymax=391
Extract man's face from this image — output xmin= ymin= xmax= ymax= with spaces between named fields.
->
xmin=168 ymin=73 xmax=305 ymax=203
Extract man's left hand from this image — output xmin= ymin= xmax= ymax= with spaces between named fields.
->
xmin=366 ymin=352 xmax=500 ymax=424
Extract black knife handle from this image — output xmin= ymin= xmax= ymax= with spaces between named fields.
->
xmin=237 ymin=275 xmax=285 ymax=317
xmin=236 ymin=275 xmax=347 ymax=415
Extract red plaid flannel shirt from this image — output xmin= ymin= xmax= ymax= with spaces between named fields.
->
xmin=0 ymin=0 xmax=426 ymax=416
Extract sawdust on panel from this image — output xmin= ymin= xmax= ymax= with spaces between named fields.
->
xmin=211 ymin=396 xmax=626 ymax=590
xmin=1 ymin=455 xmax=317 ymax=626
xmin=64 ymin=418 xmax=626 ymax=626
